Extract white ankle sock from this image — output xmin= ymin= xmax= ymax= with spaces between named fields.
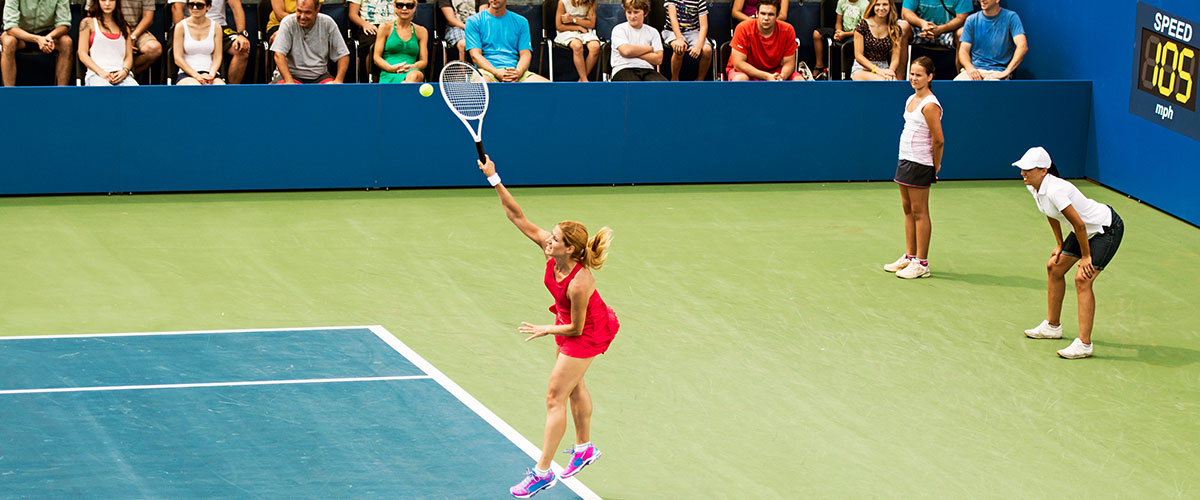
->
xmin=575 ymin=442 xmax=591 ymax=452
xmin=534 ymin=466 xmax=549 ymax=476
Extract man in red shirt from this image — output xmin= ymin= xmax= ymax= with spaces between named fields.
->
xmin=725 ymin=0 xmax=802 ymax=81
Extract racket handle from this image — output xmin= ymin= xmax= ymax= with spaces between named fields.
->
xmin=475 ymin=142 xmax=487 ymax=164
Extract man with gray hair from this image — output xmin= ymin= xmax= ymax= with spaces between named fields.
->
xmin=270 ymin=0 xmax=349 ymax=83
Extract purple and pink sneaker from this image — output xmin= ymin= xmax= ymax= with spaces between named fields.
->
xmin=510 ymin=468 xmax=558 ymax=498
xmin=561 ymin=444 xmax=601 ymax=478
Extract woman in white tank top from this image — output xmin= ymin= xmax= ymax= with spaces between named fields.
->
xmin=883 ymin=56 xmax=943 ymax=279
xmin=77 ymin=0 xmax=137 ymax=86
xmin=173 ymin=0 xmax=226 ymax=85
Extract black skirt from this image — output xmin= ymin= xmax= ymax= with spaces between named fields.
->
xmin=894 ymin=159 xmax=936 ymax=188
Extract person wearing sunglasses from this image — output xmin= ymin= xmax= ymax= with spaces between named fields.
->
xmin=172 ymin=0 xmax=225 ymax=84
xmin=168 ymin=0 xmax=251 ymax=84
xmin=269 ymin=0 xmax=349 ymax=84
xmin=372 ymin=0 xmax=428 ymax=83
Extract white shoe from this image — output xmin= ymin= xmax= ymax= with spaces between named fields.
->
xmin=883 ymin=255 xmax=910 ymax=272
xmin=1024 ymin=320 xmax=1063 ymax=339
xmin=796 ymin=61 xmax=815 ymax=81
xmin=896 ymin=261 xmax=930 ymax=279
xmin=1057 ymin=338 xmax=1093 ymax=359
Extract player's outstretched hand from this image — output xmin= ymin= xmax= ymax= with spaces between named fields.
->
xmin=478 ymin=155 xmax=496 ymax=177
xmin=519 ymin=322 xmax=551 ymax=341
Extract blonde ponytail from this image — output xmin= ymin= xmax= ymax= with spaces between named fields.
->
xmin=584 ymin=226 xmax=612 ymax=270
xmin=558 ymin=221 xmax=612 ymax=270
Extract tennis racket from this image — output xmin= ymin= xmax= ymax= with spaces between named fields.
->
xmin=439 ymin=61 xmax=490 ymax=163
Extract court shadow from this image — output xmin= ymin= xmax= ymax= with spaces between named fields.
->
xmin=1092 ymin=341 xmax=1200 ymax=367
xmin=933 ymin=271 xmax=1044 ymax=290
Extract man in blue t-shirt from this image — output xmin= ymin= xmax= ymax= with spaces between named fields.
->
xmin=955 ymin=0 xmax=1026 ymax=80
xmin=901 ymin=0 xmax=973 ymax=49
xmin=464 ymin=0 xmax=548 ymax=82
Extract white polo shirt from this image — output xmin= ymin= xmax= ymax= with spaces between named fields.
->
xmin=1027 ymin=174 xmax=1112 ymax=237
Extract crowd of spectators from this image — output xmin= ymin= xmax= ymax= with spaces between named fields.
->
xmin=0 ymin=0 xmax=1028 ymax=85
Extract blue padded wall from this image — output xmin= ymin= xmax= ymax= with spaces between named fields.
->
xmin=0 ymin=80 xmax=1089 ymax=194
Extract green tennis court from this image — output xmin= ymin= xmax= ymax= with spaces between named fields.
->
xmin=2 ymin=180 xmax=1197 ymax=498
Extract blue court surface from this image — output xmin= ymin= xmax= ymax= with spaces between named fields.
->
xmin=0 ymin=326 xmax=597 ymax=499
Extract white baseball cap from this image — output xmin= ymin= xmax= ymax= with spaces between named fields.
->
xmin=1013 ymin=146 xmax=1052 ymax=170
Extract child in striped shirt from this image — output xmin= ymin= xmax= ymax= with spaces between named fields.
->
xmin=662 ymin=0 xmax=712 ymax=80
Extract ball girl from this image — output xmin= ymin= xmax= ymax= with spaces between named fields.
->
xmin=884 ymin=56 xmax=943 ymax=279
xmin=1014 ymin=147 xmax=1124 ymax=359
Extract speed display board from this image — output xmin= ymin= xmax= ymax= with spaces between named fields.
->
xmin=1130 ymin=2 xmax=1200 ymax=140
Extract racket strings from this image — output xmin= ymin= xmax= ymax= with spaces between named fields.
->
xmin=443 ymin=83 xmax=487 ymax=118
xmin=441 ymin=64 xmax=488 ymax=119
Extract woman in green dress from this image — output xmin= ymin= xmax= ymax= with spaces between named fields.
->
xmin=373 ymin=0 xmax=428 ymax=82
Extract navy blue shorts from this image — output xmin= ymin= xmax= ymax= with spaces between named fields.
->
xmin=1062 ymin=206 xmax=1123 ymax=270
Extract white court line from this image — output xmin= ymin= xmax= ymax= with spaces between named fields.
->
xmin=0 ymin=325 xmax=382 ymax=341
xmin=1 ymin=325 xmax=602 ymax=499
xmin=368 ymin=325 xmax=602 ymax=500
xmin=0 ymin=375 xmax=431 ymax=395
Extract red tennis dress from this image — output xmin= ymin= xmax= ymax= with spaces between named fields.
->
xmin=545 ymin=260 xmax=619 ymax=358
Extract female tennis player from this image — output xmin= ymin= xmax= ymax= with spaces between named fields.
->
xmin=478 ymin=157 xmax=619 ymax=498
xmin=1014 ymin=147 xmax=1124 ymax=359
xmin=883 ymin=56 xmax=943 ymax=279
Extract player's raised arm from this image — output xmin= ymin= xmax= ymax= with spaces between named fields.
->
xmin=478 ymin=156 xmax=552 ymax=249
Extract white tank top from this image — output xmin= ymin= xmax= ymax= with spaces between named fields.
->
xmin=179 ymin=19 xmax=216 ymax=73
xmin=563 ymin=0 xmax=591 ymax=20
xmin=897 ymin=93 xmax=942 ymax=166
xmin=87 ymin=18 xmax=126 ymax=75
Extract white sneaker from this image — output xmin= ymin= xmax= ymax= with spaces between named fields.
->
xmin=883 ymin=255 xmax=910 ymax=272
xmin=1057 ymin=338 xmax=1093 ymax=359
xmin=796 ymin=61 xmax=815 ymax=81
xmin=1024 ymin=320 xmax=1063 ymax=339
xmin=896 ymin=261 xmax=930 ymax=279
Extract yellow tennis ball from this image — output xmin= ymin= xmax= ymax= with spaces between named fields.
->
xmin=419 ymin=83 xmax=433 ymax=97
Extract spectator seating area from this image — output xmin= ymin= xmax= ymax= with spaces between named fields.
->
xmin=2 ymin=0 xmax=978 ymax=85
